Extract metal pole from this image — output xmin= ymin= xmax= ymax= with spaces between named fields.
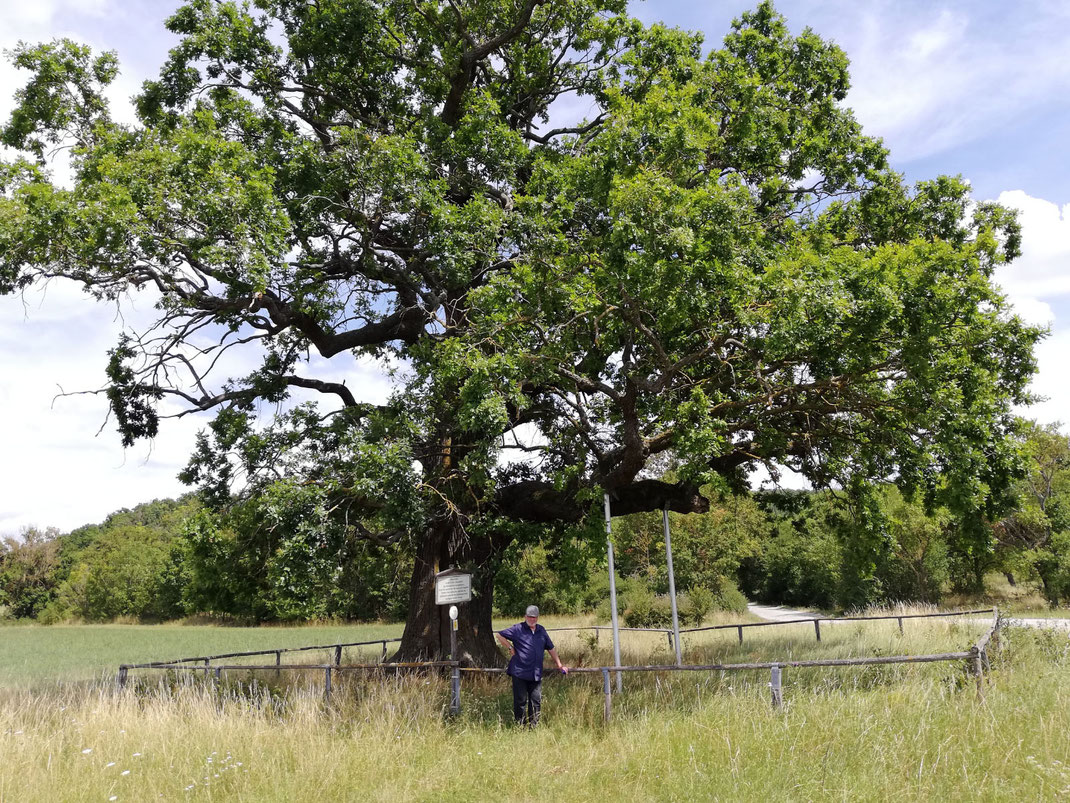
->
xmin=770 ymin=664 xmax=783 ymax=708
xmin=605 ymin=493 xmax=623 ymax=693
xmin=663 ymin=507 xmax=683 ymax=666
xmin=451 ymin=663 xmax=461 ymax=716
xmin=450 ymin=615 xmax=460 ymax=716
xmin=602 ymin=667 xmax=612 ymax=723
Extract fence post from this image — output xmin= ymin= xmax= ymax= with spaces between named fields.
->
xmin=450 ymin=662 xmax=461 ymax=717
xmin=770 ymin=664 xmax=783 ymax=708
xmin=737 ymin=626 xmax=744 ymax=645
xmin=324 ymin=667 xmax=332 ymax=701
xmin=667 ymin=631 xmax=674 ymax=653
xmin=814 ymin=620 xmax=821 ymax=642
xmin=897 ymin=617 xmax=904 ymax=636
xmin=335 ymin=645 xmax=343 ymax=666
xmin=204 ymin=658 xmax=210 ymax=678
xmin=969 ymin=648 xmax=984 ymax=701
xmin=117 ymin=665 xmax=128 ymax=690
xmin=602 ymin=668 xmax=612 ymax=724
xmin=381 ymin=641 xmax=388 ymax=662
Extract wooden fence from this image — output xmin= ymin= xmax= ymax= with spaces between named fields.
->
xmin=115 ymin=635 xmax=402 ymax=687
xmin=116 ymin=608 xmax=1001 ymax=721
xmin=549 ymin=607 xmax=996 ymax=651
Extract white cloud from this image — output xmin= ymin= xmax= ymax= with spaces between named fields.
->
xmin=994 ymin=191 xmax=1070 ymax=300
xmin=822 ymin=2 xmax=1070 ymax=162
xmin=989 ymin=191 xmax=1070 ymax=427
xmin=1022 ymin=328 xmax=1070 ymax=427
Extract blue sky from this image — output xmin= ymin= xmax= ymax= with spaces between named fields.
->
xmin=1 ymin=0 xmax=1067 ymax=533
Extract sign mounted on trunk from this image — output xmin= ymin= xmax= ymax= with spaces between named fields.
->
xmin=434 ymin=568 xmax=472 ymax=605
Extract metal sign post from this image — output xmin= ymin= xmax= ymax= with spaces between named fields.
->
xmin=449 ymin=604 xmax=460 ymax=716
xmin=435 ymin=568 xmax=470 ymax=717
xmin=663 ymin=507 xmax=683 ymax=666
xmin=604 ymin=493 xmax=623 ymax=693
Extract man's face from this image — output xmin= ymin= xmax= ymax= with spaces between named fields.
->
xmin=525 ymin=614 xmax=538 ymax=628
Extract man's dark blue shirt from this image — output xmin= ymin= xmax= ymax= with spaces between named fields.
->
xmin=499 ymin=621 xmax=555 ymax=681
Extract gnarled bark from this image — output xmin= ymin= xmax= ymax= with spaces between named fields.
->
xmin=394 ymin=518 xmax=505 ymax=666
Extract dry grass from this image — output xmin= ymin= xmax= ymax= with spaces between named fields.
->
xmin=3 ymin=615 xmax=1067 ymax=801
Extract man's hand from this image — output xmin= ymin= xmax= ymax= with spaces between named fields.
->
xmin=559 ymin=666 xmax=569 ymax=675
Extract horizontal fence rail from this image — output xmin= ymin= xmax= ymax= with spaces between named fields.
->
xmin=548 ymin=607 xmax=994 ymax=636
xmin=117 ymin=609 xmax=1001 ymax=720
xmin=133 ymin=637 xmax=403 ymax=669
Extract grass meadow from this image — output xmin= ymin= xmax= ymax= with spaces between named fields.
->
xmin=2 ymin=613 xmax=1069 ymax=801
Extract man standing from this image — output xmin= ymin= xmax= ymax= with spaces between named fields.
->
xmin=497 ymin=605 xmax=568 ymax=726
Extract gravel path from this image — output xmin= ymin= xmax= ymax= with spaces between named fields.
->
xmin=1006 ymin=617 xmax=1070 ymax=630
xmin=747 ymin=603 xmax=820 ymax=622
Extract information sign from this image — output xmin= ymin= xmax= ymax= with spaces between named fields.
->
xmin=435 ymin=569 xmax=472 ymax=605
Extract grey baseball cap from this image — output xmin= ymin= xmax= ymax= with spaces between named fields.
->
xmin=525 ymin=605 xmax=539 ymax=617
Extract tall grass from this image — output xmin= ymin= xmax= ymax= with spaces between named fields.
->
xmin=2 ymin=619 xmax=1067 ymax=801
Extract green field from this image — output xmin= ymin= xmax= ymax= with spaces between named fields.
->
xmin=0 ymin=610 xmax=766 ymax=689
xmin=0 ymin=622 xmax=405 ymax=688
xmin=3 ymin=615 xmax=1069 ymax=801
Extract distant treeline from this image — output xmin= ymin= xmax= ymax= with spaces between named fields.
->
xmin=3 ymin=421 xmax=1068 ymax=624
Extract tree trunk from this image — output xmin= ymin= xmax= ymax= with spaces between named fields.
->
xmin=393 ymin=518 xmax=506 ymax=666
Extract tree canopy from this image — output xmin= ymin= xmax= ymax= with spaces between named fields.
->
xmin=0 ymin=1 xmax=1041 ymax=659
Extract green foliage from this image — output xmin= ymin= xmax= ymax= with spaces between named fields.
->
xmin=611 ymin=495 xmax=766 ymax=595
xmin=749 ymin=486 xmax=955 ymax=610
xmin=182 ymin=482 xmax=413 ymax=622
xmin=759 ymin=519 xmax=843 ymax=610
xmin=38 ymin=497 xmax=199 ymax=622
xmin=995 ymin=421 xmax=1070 ymax=604
xmin=0 ymin=0 xmax=1043 ymax=647
xmin=0 ymin=527 xmax=61 ymax=618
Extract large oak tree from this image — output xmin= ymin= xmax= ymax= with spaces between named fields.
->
xmin=0 ymin=1 xmax=1040 ymax=661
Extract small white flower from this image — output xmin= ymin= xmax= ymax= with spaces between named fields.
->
xmin=109 ymin=797 xmax=117 ymax=801
xmin=132 ymin=753 xmax=141 ymax=758
xmin=105 ymin=762 xmax=116 ymax=768
xmin=82 ymin=748 xmax=93 ymax=755
xmin=121 ymin=770 xmax=130 ymax=776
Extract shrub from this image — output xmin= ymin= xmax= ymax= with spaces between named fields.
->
xmin=681 ymin=586 xmax=713 ymax=625
xmin=714 ymin=581 xmax=748 ymax=615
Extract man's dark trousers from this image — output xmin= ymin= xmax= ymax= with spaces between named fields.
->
xmin=512 ymin=676 xmax=542 ymax=726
